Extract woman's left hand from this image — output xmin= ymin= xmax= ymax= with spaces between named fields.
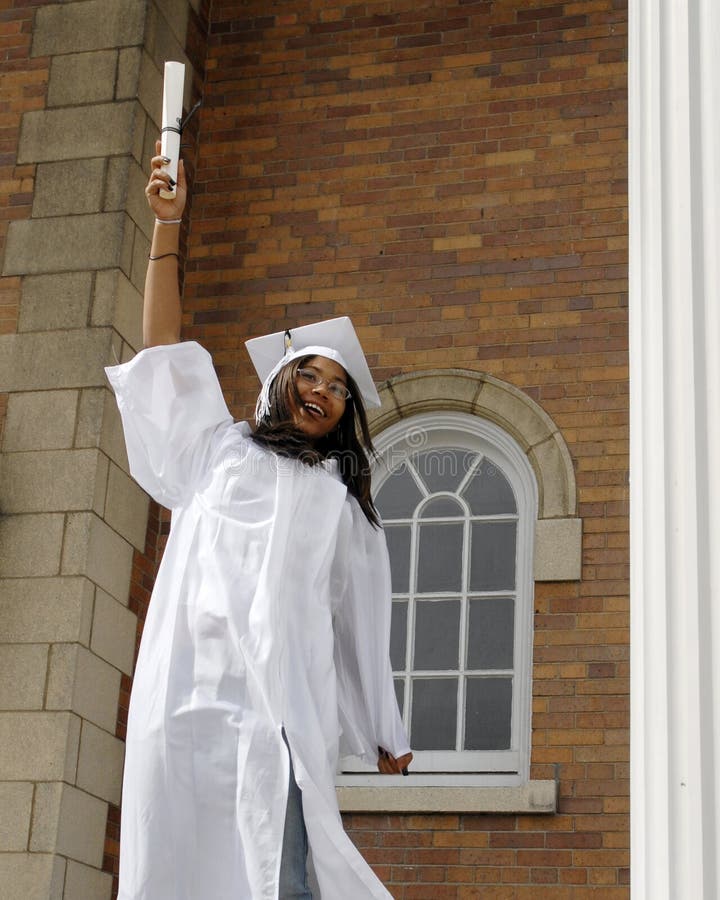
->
xmin=377 ymin=747 xmax=413 ymax=775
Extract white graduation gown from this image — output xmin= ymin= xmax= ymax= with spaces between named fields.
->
xmin=106 ymin=342 xmax=410 ymax=900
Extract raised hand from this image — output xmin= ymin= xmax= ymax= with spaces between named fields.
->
xmin=145 ymin=139 xmax=187 ymax=222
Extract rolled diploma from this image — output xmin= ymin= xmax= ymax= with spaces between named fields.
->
xmin=160 ymin=61 xmax=185 ymax=200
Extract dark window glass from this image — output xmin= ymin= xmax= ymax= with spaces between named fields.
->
xmin=419 ymin=496 xmax=464 ymax=518
xmin=417 ymin=523 xmax=463 ymax=593
xmin=375 ymin=466 xmax=424 ymax=518
xmin=464 ymin=677 xmax=513 ymax=750
xmin=414 ymin=599 xmax=461 ymax=670
xmin=385 ymin=525 xmax=411 ymax=594
xmin=413 ymin=449 xmax=477 ymax=494
xmin=411 ymin=678 xmax=458 ymax=750
xmin=374 ymin=432 xmax=527 ymax=770
xmin=467 ymin=598 xmax=515 ymax=670
xmin=469 ymin=521 xmax=517 ymax=591
xmin=390 ymin=600 xmax=408 ymax=670
xmin=462 ymin=458 xmax=517 ymax=515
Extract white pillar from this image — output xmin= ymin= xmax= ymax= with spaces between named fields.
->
xmin=630 ymin=0 xmax=720 ymax=898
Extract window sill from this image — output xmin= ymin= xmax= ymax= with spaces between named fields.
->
xmin=336 ymin=779 xmax=556 ymax=814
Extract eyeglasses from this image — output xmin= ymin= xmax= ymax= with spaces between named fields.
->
xmin=297 ymin=368 xmax=351 ymax=401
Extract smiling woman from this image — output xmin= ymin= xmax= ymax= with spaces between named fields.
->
xmin=102 ymin=144 xmax=412 ymax=900
xmin=294 ymin=358 xmax=347 ymax=436
xmin=248 ymin=334 xmax=381 ymax=529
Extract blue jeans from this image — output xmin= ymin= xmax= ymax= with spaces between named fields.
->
xmin=279 ymin=732 xmax=312 ymax=899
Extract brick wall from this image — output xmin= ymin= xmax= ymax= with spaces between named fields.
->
xmin=116 ymin=0 xmax=629 ymax=896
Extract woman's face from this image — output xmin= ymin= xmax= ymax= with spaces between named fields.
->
xmin=290 ymin=355 xmax=349 ymax=440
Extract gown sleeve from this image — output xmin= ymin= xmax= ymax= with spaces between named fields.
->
xmin=105 ymin=341 xmax=234 ymax=509
xmin=332 ymin=500 xmax=412 ymax=766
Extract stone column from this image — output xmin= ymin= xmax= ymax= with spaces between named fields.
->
xmin=0 ymin=2 xmax=201 ymax=898
xmin=630 ymin=0 xmax=720 ymax=897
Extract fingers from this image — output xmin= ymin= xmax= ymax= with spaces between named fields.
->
xmin=396 ymin=752 xmax=413 ymax=775
xmin=151 ymin=139 xmax=171 ymax=174
xmin=175 ymin=157 xmax=186 ymax=190
xmin=145 ymin=170 xmax=173 ymax=197
xmin=146 ymin=141 xmax=187 ymax=219
xmin=377 ymin=747 xmax=413 ymax=775
xmin=145 ymin=167 xmax=176 ymax=197
xmin=149 ymin=138 xmax=182 ymax=191
xmin=377 ymin=748 xmax=395 ymax=775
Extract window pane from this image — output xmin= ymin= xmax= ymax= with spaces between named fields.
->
xmin=390 ymin=601 xmax=408 ymax=670
xmin=467 ymin=598 xmax=515 ymax=670
xmin=462 ymin=458 xmax=517 ymax=515
xmin=375 ymin=467 xmax=424 ymax=518
xmin=414 ymin=599 xmax=460 ymax=670
xmin=470 ymin=521 xmax=517 ymax=591
xmin=411 ymin=678 xmax=457 ymax=750
xmin=394 ymin=679 xmax=405 ymax=716
xmin=385 ymin=525 xmax=411 ymax=593
xmin=419 ymin=496 xmax=464 ymax=518
xmin=464 ymin=677 xmax=513 ymax=750
xmin=417 ymin=523 xmax=463 ymax=593
xmin=413 ymin=449 xmax=476 ymax=494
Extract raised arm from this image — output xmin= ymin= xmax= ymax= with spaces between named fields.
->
xmin=142 ymin=140 xmax=188 ymax=347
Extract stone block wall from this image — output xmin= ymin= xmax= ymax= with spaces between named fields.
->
xmin=0 ymin=2 xmax=206 ymax=898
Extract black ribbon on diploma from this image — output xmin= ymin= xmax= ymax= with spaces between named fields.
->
xmin=161 ymin=99 xmax=202 ymax=137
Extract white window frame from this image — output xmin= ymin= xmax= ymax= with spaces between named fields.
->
xmin=337 ymin=411 xmax=538 ymax=788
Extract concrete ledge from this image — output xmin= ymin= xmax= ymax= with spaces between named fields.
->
xmin=336 ymin=780 xmax=557 ymax=814
xmin=534 ymin=517 xmax=583 ymax=581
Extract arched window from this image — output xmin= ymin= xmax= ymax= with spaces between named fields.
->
xmin=337 ymin=372 xmax=576 ymax=807
xmin=373 ymin=412 xmax=537 ymax=781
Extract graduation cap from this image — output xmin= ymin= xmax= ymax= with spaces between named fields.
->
xmin=245 ymin=317 xmax=381 ymax=423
